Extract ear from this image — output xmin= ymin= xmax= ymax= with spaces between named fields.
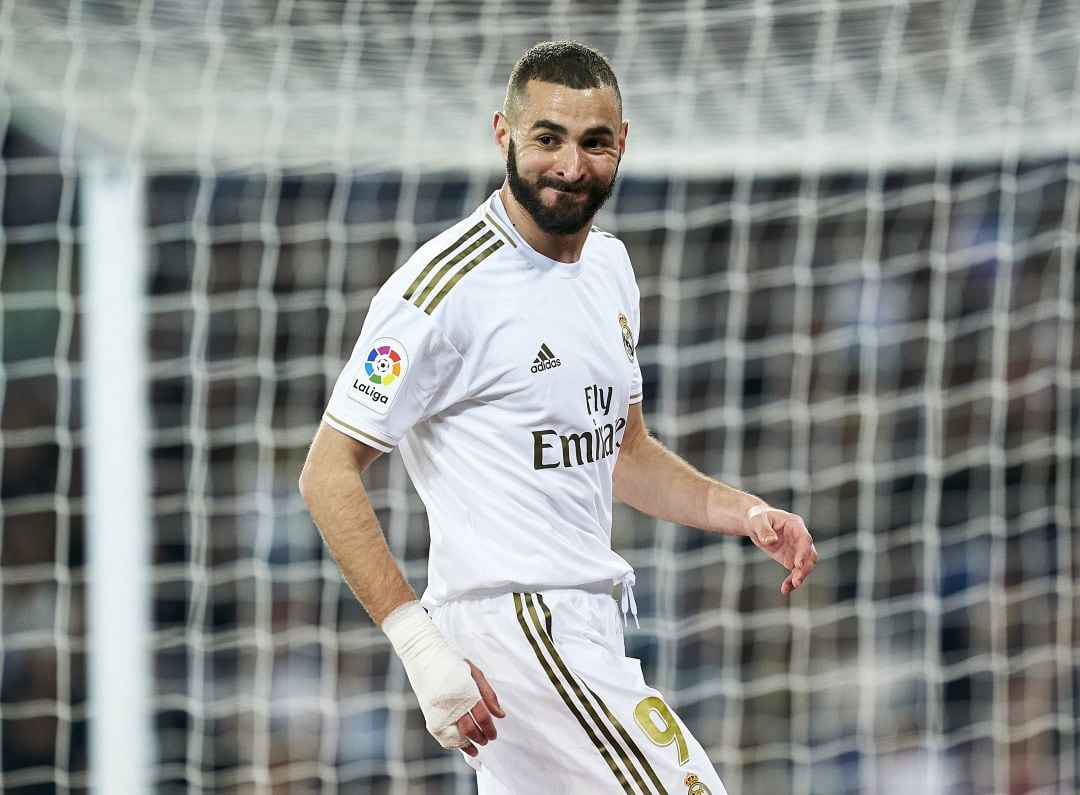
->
xmin=493 ymin=112 xmax=511 ymax=163
xmin=618 ymin=120 xmax=628 ymax=157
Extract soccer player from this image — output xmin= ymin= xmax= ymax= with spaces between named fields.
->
xmin=300 ymin=40 xmax=817 ymax=794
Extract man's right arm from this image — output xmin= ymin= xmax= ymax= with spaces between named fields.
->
xmin=298 ymin=422 xmax=504 ymax=754
xmin=298 ymin=421 xmax=415 ymax=623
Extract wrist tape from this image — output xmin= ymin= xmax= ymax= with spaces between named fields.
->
xmin=381 ymin=601 xmax=480 ymax=749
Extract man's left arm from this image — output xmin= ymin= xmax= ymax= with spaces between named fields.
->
xmin=612 ymin=403 xmax=818 ymax=594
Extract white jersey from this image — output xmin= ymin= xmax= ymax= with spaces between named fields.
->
xmin=324 ymin=192 xmax=643 ymax=606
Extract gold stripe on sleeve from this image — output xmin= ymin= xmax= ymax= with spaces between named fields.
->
xmin=423 ymin=239 xmax=504 ymax=315
xmin=402 ymin=220 xmax=485 ymax=300
xmin=324 ymin=411 xmax=395 ymax=450
xmin=412 ymin=230 xmax=494 ymax=308
xmin=484 ymin=211 xmax=517 ymax=248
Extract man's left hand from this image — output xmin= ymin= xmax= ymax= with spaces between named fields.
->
xmin=744 ymin=505 xmax=818 ymax=594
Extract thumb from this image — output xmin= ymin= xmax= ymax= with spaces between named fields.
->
xmin=468 ymin=660 xmax=505 ymax=718
xmin=746 ymin=504 xmax=779 ymax=545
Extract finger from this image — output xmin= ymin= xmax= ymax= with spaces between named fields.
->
xmin=781 ymin=571 xmax=797 ymax=594
xmin=468 ymin=660 xmax=506 ymax=718
xmin=792 ymin=568 xmax=805 ymax=591
xmin=785 ymin=556 xmax=817 ymax=593
xmin=793 ymin=532 xmax=814 ymax=569
xmin=460 ymin=740 xmax=478 ymax=758
xmin=455 ymin=715 xmax=487 ymax=749
xmin=792 ymin=543 xmax=818 ymax=585
xmin=784 ymin=556 xmax=812 ymax=592
xmin=466 ymin=701 xmax=498 ymax=742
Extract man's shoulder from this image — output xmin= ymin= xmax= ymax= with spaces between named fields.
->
xmin=398 ymin=203 xmax=517 ymax=274
xmin=585 ymin=224 xmax=634 ymax=276
xmin=587 ymin=224 xmax=630 ymax=256
xmin=386 ymin=205 xmax=517 ymax=316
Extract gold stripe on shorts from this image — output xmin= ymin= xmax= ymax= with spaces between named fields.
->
xmin=583 ymin=680 xmax=666 ymax=794
xmin=514 ymin=593 xmax=660 ymax=795
xmin=535 ymin=594 xmax=665 ymax=794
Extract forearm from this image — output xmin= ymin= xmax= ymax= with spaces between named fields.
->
xmin=299 ymin=425 xmax=501 ymax=751
xmin=299 ymin=448 xmax=416 ymax=625
xmin=613 ymin=428 xmax=764 ymax=536
xmin=613 ymin=404 xmax=817 ymax=592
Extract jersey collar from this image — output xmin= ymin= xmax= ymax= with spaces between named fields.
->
xmin=487 ymin=192 xmax=585 ymax=279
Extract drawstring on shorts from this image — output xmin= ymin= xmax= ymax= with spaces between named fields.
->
xmin=618 ymin=573 xmax=639 ymax=629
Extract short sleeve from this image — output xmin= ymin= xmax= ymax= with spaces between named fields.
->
xmin=627 ymin=258 xmax=644 ymax=405
xmin=323 ymin=292 xmax=467 ymax=452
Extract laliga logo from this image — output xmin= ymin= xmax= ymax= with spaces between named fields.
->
xmin=352 ymin=344 xmax=404 ymax=406
xmin=348 ymin=337 xmax=408 ymax=415
xmin=365 ymin=345 xmax=402 ymax=385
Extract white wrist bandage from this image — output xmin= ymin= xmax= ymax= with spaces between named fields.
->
xmin=746 ymin=504 xmax=775 ymax=521
xmin=381 ymin=601 xmax=480 ymax=749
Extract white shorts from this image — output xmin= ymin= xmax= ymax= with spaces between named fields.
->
xmin=429 ymin=586 xmax=728 ymax=795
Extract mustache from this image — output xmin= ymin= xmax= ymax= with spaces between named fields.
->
xmin=536 ymin=175 xmax=609 ymax=194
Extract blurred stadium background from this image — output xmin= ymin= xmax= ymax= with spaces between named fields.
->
xmin=1 ymin=0 xmax=1078 ymax=792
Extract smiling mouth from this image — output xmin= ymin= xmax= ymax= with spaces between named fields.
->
xmin=540 ymin=177 xmax=582 ymax=192
xmin=546 ymin=185 xmax=586 ymax=199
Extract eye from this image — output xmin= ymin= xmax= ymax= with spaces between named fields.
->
xmin=537 ymin=135 xmax=557 ymax=146
xmin=584 ymin=137 xmax=615 ymax=151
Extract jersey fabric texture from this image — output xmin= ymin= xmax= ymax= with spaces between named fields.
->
xmin=324 ymin=192 xmax=644 ymax=607
xmin=430 ymin=587 xmax=729 ymax=795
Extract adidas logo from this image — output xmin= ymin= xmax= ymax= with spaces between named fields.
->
xmin=530 ymin=343 xmax=562 ymax=374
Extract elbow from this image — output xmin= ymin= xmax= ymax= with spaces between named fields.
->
xmin=611 ymin=450 xmax=635 ymax=504
xmin=298 ymin=464 xmax=312 ymax=508
xmin=298 ymin=455 xmax=320 ymax=509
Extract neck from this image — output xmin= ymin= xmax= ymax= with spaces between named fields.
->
xmin=499 ymin=183 xmax=590 ymax=263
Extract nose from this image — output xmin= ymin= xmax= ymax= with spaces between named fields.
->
xmin=553 ymin=145 xmax=586 ymax=183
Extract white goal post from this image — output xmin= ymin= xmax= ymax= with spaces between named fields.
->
xmin=0 ymin=1 xmax=1077 ymax=794
xmin=80 ymin=160 xmax=152 ymax=794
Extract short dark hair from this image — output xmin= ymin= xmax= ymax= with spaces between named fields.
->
xmin=504 ymin=41 xmax=622 ymax=119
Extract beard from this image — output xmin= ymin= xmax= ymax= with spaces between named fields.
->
xmin=506 ymin=139 xmax=618 ymax=237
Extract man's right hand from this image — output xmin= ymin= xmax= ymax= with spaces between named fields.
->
xmin=451 ymin=661 xmax=505 ymax=757
xmin=381 ymin=601 xmax=505 ymax=755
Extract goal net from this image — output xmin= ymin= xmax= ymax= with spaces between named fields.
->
xmin=1 ymin=1 xmax=1077 ymax=793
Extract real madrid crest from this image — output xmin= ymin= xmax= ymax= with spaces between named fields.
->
xmin=618 ymin=312 xmax=635 ymax=363
xmin=684 ymin=772 xmax=712 ymax=795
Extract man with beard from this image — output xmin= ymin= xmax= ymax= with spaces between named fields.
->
xmin=300 ymin=41 xmax=816 ymax=794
